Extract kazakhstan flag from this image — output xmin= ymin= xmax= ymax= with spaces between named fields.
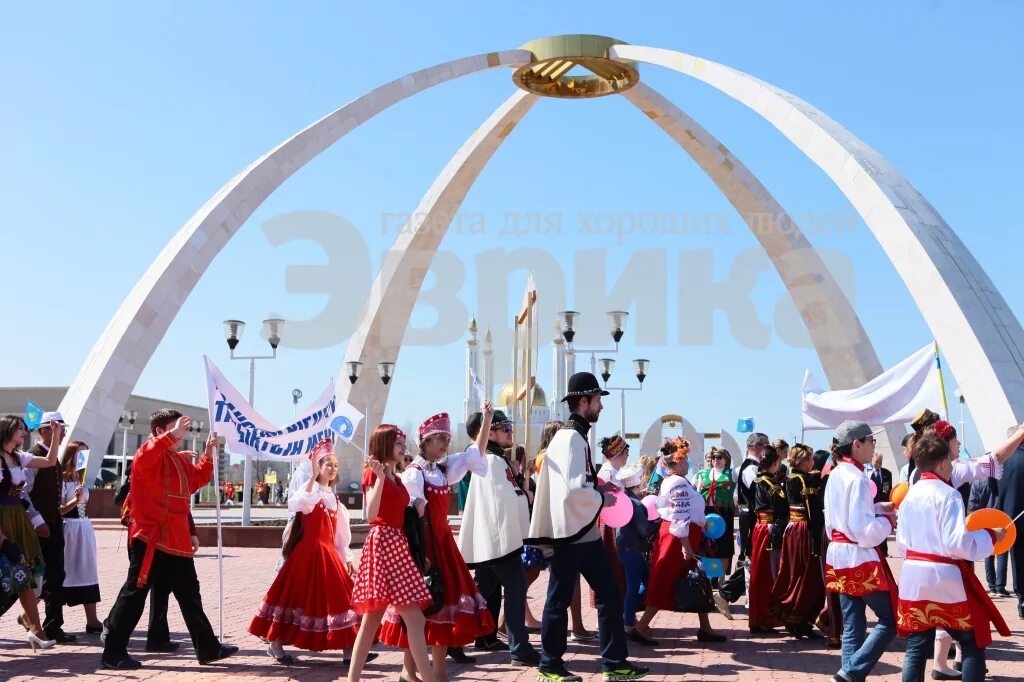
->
xmin=699 ymin=556 xmax=725 ymax=579
xmin=25 ymin=401 xmax=43 ymax=430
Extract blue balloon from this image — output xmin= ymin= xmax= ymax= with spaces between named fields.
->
xmin=704 ymin=513 xmax=726 ymax=540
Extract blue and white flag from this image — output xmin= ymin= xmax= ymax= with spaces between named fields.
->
xmin=75 ymin=449 xmax=90 ymax=471
xmin=25 ymin=401 xmax=43 ymax=430
xmin=699 ymin=556 xmax=726 ymax=579
xmin=204 ymin=356 xmax=364 ymax=461
xmin=736 ymin=418 xmax=754 ymax=433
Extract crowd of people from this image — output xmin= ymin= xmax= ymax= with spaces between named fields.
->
xmin=2 ymin=374 xmax=1024 ymax=682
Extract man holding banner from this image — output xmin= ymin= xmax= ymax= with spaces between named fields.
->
xmin=101 ymin=410 xmax=237 ymax=670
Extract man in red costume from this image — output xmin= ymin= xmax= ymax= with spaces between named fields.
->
xmin=101 ymin=409 xmax=237 ymax=670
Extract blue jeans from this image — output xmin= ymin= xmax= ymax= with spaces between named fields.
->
xmin=903 ymin=629 xmax=984 ymax=682
xmin=984 ymin=553 xmax=1007 ymax=591
xmin=837 ymin=591 xmax=896 ymax=682
xmin=617 ymin=549 xmax=648 ymax=628
xmin=474 ymin=552 xmax=537 ymax=662
xmin=541 ymin=539 xmax=627 ymax=672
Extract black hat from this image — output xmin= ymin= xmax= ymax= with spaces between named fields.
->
xmin=561 ymin=372 xmax=610 ymax=402
xmin=491 ymin=410 xmax=512 ymax=426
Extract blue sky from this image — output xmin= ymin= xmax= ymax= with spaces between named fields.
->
xmin=2 ymin=2 xmax=1021 ymax=460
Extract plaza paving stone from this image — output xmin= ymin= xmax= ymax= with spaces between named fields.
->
xmin=1 ymin=529 xmax=1022 ymax=680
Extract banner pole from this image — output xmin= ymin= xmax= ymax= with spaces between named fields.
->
xmin=212 ymin=444 xmax=224 ymax=641
xmin=934 ymin=341 xmax=950 ymax=418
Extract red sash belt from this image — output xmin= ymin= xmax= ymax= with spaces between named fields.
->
xmin=831 ymin=530 xmax=854 ymax=543
xmin=905 ymin=550 xmax=1009 ymax=648
xmin=829 ymin=531 xmax=898 ymax=615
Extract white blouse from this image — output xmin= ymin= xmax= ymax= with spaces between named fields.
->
xmin=288 ymin=485 xmax=354 ymax=564
xmin=658 ymin=474 xmax=706 ymax=540
xmin=402 ymin=445 xmax=485 ymax=504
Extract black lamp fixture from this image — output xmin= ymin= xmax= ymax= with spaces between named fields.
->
xmin=223 ymin=320 xmax=245 ymax=350
xmin=346 ymin=361 xmax=363 ymax=385
xmin=634 ymin=358 xmax=650 ymax=384
xmin=556 ymin=310 xmax=579 ymax=344
xmin=607 ymin=310 xmax=629 ymax=343
xmin=599 ymin=357 xmax=615 ymax=383
xmin=378 ymin=361 xmax=395 ymax=385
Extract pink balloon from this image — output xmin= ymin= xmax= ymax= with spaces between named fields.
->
xmin=601 ymin=491 xmax=634 ymax=528
xmin=821 ymin=460 xmax=833 ymax=476
xmin=641 ymin=495 xmax=660 ymax=521
xmin=868 ymin=478 xmax=878 ymax=499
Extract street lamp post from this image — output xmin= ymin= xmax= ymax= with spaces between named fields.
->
xmin=118 ymin=410 xmax=137 ymax=486
xmin=188 ymin=420 xmax=205 ymax=507
xmin=347 ymin=360 xmax=395 ymax=520
xmin=599 ymin=358 xmax=650 ymax=443
xmin=223 ymin=317 xmax=285 ymax=527
xmin=556 ymin=310 xmax=630 ymax=453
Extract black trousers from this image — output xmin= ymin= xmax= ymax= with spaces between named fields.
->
xmin=474 ymin=552 xmax=536 ymax=660
xmin=38 ymin=523 xmax=66 ymax=636
xmin=540 ymin=539 xmax=627 ymax=672
xmin=737 ymin=508 xmax=754 ymax=560
xmin=103 ymin=542 xmax=174 ymax=646
xmin=103 ymin=540 xmax=219 ymax=662
xmin=1010 ymin=530 xmax=1024 ymax=605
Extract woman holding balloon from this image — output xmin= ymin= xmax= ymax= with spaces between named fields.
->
xmin=632 ymin=438 xmax=726 ymax=644
xmin=693 ymin=446 xmax=736 ymax=576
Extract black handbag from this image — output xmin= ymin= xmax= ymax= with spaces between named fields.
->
xmin=420 ymin=504 xmax=445 ymax=617
xmin=674 ymin=567 xmax=715 ymax=613
xmin=717 ymin=564 xmax=746 ymax=604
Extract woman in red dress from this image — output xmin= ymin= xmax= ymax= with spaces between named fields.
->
xmin=381 ymin=412 xmax=493 ymax=682
xmin=347 ymin=425 xmax=434 ymax=682
xmin=249 ymin=440 xmax=360 ymax=662
xmin=633 ymin=438 xmax=726 ymax=643
xmin=749 ymin=445 xmax=786 ymax=633
xmin=770 ymin=443 xmax=825 ymax=639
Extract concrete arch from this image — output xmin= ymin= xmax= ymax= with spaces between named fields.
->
xmin=63 ymin=50 xmax=533 ymax=483
xmin=612 ymin=44 xmax=1024 ymax=451
xmin=336 ymin=90 xmax=538 ymax=471
xmin=622 ymin=83 xmax=904 ymax=461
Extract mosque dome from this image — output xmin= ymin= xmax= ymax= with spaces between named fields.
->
xmin=496 ymin=382 xmax=548 ymax=408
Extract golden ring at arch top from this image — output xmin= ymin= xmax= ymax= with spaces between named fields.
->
xmin=512 ymin=34 xmax=640 ymax=99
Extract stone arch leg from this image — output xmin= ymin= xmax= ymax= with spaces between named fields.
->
xmin=336 ymin=90 xmax=538 ymax=479
xmin=640 ymin=414 xmax=700 ymax=458
xmin=622 ymin=83 xmax=904 ymax=462
xmin=720 ymin=429 xmax=742 ymax=461
xmin=613 ymin=44 xmax=1024 ymax=451
xmin=60 ymin=50 xmax=533 ymax=484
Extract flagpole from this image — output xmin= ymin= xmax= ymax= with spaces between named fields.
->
xmin=934 ymin=341 xmax=950 ymax=418
xmin=212 ymin=444 xmax=224 ymax=641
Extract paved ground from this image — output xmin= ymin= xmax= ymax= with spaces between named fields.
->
xmin=2 ymin=529 xmax=1022 ymax=681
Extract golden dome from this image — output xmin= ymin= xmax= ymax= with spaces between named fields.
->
xmin=496 ymin=382 xmax=548 ymax=408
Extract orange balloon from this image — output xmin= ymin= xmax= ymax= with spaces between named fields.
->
xmin=966 ymin=508 xmax=1018 ymax=556
xmin=890 ymin=482 xmax=910 ymax=509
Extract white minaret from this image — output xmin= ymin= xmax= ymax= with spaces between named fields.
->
xmin=551 ymin=321 xmax=566 ymax=421
xmin=483 ymin=329 xmax=495 ymax=405
xmin=465 ymin=317 xmax=479 ymax=423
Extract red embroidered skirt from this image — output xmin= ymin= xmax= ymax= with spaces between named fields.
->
xmin=645 ymin=521 xmax=701 ymax=611
xmin=749 ymin=521 xmax=781 ymax=629
xmin=771 ymin=518 xmax=825 ymax=626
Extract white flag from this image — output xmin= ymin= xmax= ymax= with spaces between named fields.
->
xmin=204 ymin=356 xmax=364 ymax=460
xmin=469 ymin=367 xmax=485 ymax=404
xmin=801 ymin=343 xmax=942 ymax=430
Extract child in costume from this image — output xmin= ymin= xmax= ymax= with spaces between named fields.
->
xmin=896 ymin=434 xmax=1010 ymax=682
xmin=615 ymin=464 xmax=657 ymax=645
xmin=250 ymin=439 xmax=360 ymax=662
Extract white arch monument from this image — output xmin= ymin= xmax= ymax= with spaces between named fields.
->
xmin=61 ymin=36 xmax=1024 ymax=491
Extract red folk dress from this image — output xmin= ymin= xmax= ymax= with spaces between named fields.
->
xmin=749 ymin=472 xmax=786 ymax=629
xmin=379 ymin=457 xmax=493 ymax=647
xmin=645 ymin=474 xmax=706 ymax=610
xmin=249 ymin=485 xmax=360 ymax=650
xmin=772 ymin=471 xmax=826 ymax=627
xmin=352 ymin=468 xmax=431 ymax=615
